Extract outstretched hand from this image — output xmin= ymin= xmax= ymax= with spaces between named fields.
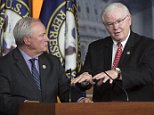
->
xmin=93 ymin=69 xmax=118 ymax=85
xmin=71 ymin=72 xmax=95 ymax=85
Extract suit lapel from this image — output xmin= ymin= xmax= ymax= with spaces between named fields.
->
xmin=13 ymin=48 xmax=41 ymax=91
xmin=38 ymin=54 xmax=49 ymax=94
xmin=119 ymin=32 xmax=136 ymax=67
xmin=103 ymin=38 xmax=113 ymax=70
xmin=13 ymin=48 xmax=32 ymax=77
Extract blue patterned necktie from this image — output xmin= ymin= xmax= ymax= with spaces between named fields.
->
xmin=29 ymin=58 xmax=41 ymax=90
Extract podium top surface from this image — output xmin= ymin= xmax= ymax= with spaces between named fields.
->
xmin=19 ymin=102 xmax=154 ymax=115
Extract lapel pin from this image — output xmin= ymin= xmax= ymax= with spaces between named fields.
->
xmin=126 ymin=51 xmax=130 ymax=55
xmin=42 ymin=65 xmax=46 ymax=69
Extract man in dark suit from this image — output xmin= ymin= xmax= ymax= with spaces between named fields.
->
xmin=0 ymin=17 xmax=70 ymax=115
xmin=71 ymin=3 xmax=154 ymax=102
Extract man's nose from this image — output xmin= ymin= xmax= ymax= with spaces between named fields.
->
xmin=112 ymin=22 xmax=120 ymax=29
xmin=45 ymin=35 xmax=49 ymax=41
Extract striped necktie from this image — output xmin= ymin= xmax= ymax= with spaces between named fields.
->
xmin=29 ymin=58 xmax=41 ymax=90
xmin=112 ymin=42 xmax=123 ymax=69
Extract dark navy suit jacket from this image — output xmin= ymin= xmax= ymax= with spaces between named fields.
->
xmin=0 ymin=48 xmax=70 ymax=115
xmin=81 ymin=31 xmax=154 ymax=102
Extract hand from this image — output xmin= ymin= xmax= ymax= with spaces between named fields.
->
xmin=93 ymin=69 xmax=118 ymax=85
xmin=78 ymin=97 xmax=93 ymax=103
xmin=71 ymin=72 xmax=95 ymax=85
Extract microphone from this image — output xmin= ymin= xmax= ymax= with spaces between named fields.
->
xmin=66 ymin=68 xmax=72 ymax=102
xmin=104 ymin=71 xmax=129 ymax=102
xmin=68 ymin=69 xmax=87 ymax=102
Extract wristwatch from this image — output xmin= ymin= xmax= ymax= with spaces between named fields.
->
xmin=115 ymin=67 xmax=121 ymax=79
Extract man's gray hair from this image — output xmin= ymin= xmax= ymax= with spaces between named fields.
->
xmin=13 ymin=17 xmax=41 ymax=45
xmin=101 ymin=2 xmax=131 ymax=23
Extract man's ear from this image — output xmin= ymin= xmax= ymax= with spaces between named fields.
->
xmin=128 ymin=15 xmax=132 ymax=26
xmin=24 ymin=36 xmax=31 ymax=45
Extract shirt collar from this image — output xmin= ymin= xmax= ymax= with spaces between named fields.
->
xmin=19 ymin=48 xmax=38 ymax=61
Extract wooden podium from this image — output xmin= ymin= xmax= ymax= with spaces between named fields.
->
xmin=19 ymin=102 xmax=154 ymax=115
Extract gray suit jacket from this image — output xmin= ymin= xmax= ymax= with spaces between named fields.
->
xmin=0 ymin=48 xmax=70 ymax=115
xmin=81 ymin=31 xmax=154 ymax=102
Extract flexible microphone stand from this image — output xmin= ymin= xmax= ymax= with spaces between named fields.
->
xmin=68 ymin=68 xmax=72 ymax=102
xmin=104 ymin=71 xmax=129 ymax=102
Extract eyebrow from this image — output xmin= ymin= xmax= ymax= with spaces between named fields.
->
xmin=104 ymin=15 xmax=128 ymax=25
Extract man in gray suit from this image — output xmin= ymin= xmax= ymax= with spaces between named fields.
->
xmin=0 ymin=17 xmax=70 ymax=115
xmin=72 ymin=3 xmax=154 ymax=102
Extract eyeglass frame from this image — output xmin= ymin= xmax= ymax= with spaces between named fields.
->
xmin=103 ymin=15 xmax=129 ymax=28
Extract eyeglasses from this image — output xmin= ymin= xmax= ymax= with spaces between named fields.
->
xmin=104 ymin=15 xmax=128 ymax=28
